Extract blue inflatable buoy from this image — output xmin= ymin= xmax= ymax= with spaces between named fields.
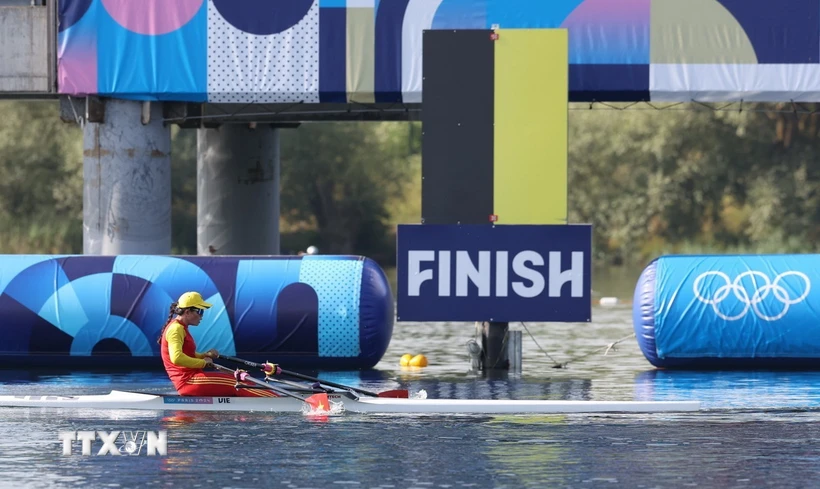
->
xmin=0 ymin=254 xmax=394 ymax=369
xmin=633 ymin=254 xmax=819 ymax=369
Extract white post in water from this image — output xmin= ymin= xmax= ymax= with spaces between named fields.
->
xmin=507 ymin=330 xmax=522 ymax=372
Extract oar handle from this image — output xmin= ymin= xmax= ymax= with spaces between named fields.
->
xmin=211 ymin=363 xmax=306 ymax=403
xmin=279 ymin=369 xmax=380 ymax=398
xmin=217 ymin=354 xmax=385 ymax=398
xmin=218 ymin=354 xmax=264 ymax=369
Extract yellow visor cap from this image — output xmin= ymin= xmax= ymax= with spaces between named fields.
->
xmin=177 ymin=291 xmax=213 ymax=309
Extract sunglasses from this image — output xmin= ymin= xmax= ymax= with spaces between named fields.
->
xmin=190 ymin=308 xmax=205 ymax=316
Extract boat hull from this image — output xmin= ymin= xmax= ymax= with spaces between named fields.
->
xmin=0 ymin=391 xmax=700 ymax=414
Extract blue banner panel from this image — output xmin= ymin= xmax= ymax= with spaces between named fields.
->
xmin=396 ymin=224 xmax=591 ymax=322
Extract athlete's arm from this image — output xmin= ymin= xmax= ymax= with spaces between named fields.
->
xmin=165 ymin=323 xmax=207 ymax=369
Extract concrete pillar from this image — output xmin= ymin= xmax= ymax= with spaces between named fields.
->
xmin=197 ymin=124 xmax=280 ymax=255
xmin=83 ymin=99 xmax=172 ymax=255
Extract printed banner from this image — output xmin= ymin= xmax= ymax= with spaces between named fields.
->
xmin=0 ymin=254 xmax=393 ymax=368
xmin=654 ymin=255 xmax=820 ymax=358
xmin=55 ymin=0 xmax=820 ymax=102
xmin=396 ymin=224 xmax=592 ymax=322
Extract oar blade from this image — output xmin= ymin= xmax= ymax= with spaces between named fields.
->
xmin=377 ymin=389 xmax=409 ymax=398
xmin=305 ymin=393 xmax=331 ymax=413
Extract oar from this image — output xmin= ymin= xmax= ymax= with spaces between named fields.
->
xmin=218 ymin=354 xmax=409 ymax=398
xmin=211 ymin=363 xmax=330 ymax=412
xmin=266 ymin=375 xmax=331 ymax=394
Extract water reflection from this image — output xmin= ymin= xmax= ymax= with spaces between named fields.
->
xmin=0 ymin=369 xmax=172 ymax=394
xmin=634 ymin=369 xmax=820 ymax=410
xmin=484 ymin=417 xmax=573 ymax=488
xmin=407 ymin=377 xmax=593 ymax=401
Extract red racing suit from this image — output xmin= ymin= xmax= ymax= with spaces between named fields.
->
xmin=160 ymin=320 xmax=276 ymax=397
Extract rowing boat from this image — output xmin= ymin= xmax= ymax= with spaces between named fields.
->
xmin=0 ymin=390 xmax=701 ymax=414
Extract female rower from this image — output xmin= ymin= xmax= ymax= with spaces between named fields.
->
xmin=158 ymin=291 xmax=276 ymax=398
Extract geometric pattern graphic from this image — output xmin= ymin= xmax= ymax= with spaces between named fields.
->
xmin=96 ymin=0 xmax=208 ymax=101
xmin=0 ymin=255 xmax=392 ymax=369
xmin=101 ymin=0 xmax=203 ymax=35
xmin=346 ymin=2 xmax=376 ymax=103
xmin=207 ymin=0 xmax=320 ymax=103
xmin=57 ymin=0 xmax=99 ymax=96
xmin=651 ymin=0 xmax=756 ymax=64
xmin=59 ymin=0 xmax=94 ymax=32
xmin=717 ymin=0 xmax=819 ymax=64
xmin=400 ymin=0 xmax=445 ymax=103
xmin=299 ymin=256 xmax=364 ymax=358
xmin=562 ymin=0 xmax=650 ymax=64
xmin=57 ymin=0 xmax=820 ymax=102
xmin=212 ymin=0 xmax=314 ymax=35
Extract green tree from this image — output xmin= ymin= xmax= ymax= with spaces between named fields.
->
xmin=0 ymin=101 xmax=83 ymax=252
xmin=169 ymin=127 xmax=198 ymax=254
xmin=5 ymin=99 xmax=820 ymax=266
xmin=279 ymin=122 xmax=418 ymax=264
xmin=568 ymin=103 xmax=820 ymax=264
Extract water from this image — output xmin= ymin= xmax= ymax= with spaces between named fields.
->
xmin=4 ymin=304 xmax=820 ymax=488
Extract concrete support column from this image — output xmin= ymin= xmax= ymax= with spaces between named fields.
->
xmin=196 ymin=124 xmax=280 ymax=255
xmin=83 ymin=99 xmax=172 ymax=255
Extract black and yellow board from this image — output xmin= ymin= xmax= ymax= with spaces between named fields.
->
xmin=421 ymin=29 xmax=568 ymax=225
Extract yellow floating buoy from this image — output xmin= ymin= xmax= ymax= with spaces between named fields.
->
xmin=399 ymin=354 xmax=413 ymax=367
xmin=408 ymin=354 xmax=428 ymax=368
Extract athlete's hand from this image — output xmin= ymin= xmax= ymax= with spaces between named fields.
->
xmin=203 ymin=349 xmax=219 ymax=358
xmin=203 ymin=357 xmax=214 ymax=366
xmin=265 ymin=363 xmax=282 ymax=376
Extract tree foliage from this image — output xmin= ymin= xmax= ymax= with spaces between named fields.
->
xmin=2 ymin=99 xmax=820 ymax=267
xmin=279 ymin=122 xmax=419 ymax=262
xmin=0 ymin=101 xmax=82 ymax=252
xmin=168 ymin=126 xmax=198 ymax=254
xmin=568 ymin=104 xmax=820 ymax=264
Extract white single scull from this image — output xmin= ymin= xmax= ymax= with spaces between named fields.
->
xmin=0 ymin=390 xmax=701 ymax=414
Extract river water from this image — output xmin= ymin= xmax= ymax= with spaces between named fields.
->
xmin=3 ymin=302 xmax=820 ymax=488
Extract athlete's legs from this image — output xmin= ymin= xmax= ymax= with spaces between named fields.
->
xmin=178 ymin=372 xmax=277 ymax=397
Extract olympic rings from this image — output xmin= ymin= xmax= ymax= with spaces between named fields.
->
xmin=692 ymin=270 xmax=811 ymax=321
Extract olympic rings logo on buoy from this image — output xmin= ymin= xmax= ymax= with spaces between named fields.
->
xmin=692 ymin=270 xmax=811 ymax=321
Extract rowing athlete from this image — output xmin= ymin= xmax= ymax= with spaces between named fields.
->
xmin=158 ymin=291 xmax=276 ymax=398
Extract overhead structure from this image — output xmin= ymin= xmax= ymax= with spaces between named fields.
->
xmin=49 ymin=0 xmax=820 ymax=107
